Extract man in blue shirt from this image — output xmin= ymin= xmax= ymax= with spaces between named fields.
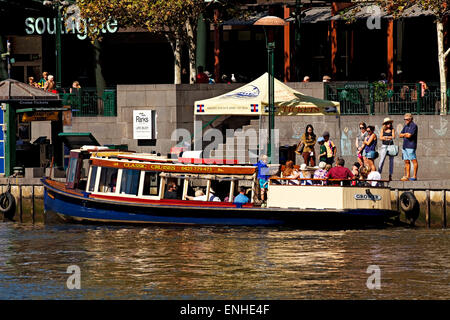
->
xmin=234 ymin=187 xmax=249 ymax=206
xmin=254 ymin=154 xmax=270 ymax=203
xmin=399 ymin=113 xmax=418 ymax=181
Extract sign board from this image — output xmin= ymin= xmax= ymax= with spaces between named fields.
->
xmin=21 ymin=111 xmax=59 ymax=122
xmin=133 ymin=110 xmax=154 ymax=140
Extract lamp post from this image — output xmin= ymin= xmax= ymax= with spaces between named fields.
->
xmin=254 ymin=16 xmax=285 ymax=164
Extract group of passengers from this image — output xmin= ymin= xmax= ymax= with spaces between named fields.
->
xmin=164 ymin=182 xmax=250 ymax=204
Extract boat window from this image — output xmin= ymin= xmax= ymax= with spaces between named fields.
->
xmin=67 ymin=157 xmax=78 ymax=184
xmin=88 ymin=166 xmax=99 ymax=192
xmin=142 ymin=171 xmax=160 ymax=196
xmin=120 ymin=169 xmax=140 ymax=196
xmin=98 ymin=167 xmax=119 ymax=193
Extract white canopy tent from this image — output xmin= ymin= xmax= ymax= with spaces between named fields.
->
xmin=194 ymin=73 xmax=340 ymax=116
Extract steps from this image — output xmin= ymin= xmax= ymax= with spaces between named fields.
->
xmin=208 ymin=119 xmax=266 ymax=164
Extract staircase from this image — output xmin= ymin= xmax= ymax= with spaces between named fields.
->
xmin=209 ymin=119 xmax=263 ymax=164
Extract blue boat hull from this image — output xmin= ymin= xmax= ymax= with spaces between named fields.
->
xmin=43 ymin=182 xmax=400 ymax=229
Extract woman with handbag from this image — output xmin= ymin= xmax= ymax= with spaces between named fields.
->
xmin=378 ymin=118 xmax=396 ymax=181
xmin=299 ymin=124 xmax=317 ymax=166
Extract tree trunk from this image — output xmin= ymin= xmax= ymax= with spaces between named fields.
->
xmin=186 ymin=20 xmax=197 ymax=84
xmin=437 ymin=20 xmax=448 ymax=115
xmin=167 ymin=34 xmax=182 ymax=84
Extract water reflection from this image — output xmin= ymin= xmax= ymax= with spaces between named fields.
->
xmin=0 ymin=223 xmax=449 ymax=299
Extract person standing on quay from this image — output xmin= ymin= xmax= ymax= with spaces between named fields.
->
xmin=300 ymin=124 xmax=317 ymax=166
xmin=378 ymin=117 xmax=396 ymax=181
xmin=359 ymin=125 xmax=377 ymax=173
xmin=355 ymin=122 xmax=368 ymax=167
xmin=399 ymin=113 xmax=418 ymax=181
xmin=323 ymin=131 xmax=336 ymax=165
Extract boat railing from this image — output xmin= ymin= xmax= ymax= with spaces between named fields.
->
xmin=269 ymin=177 xmax=390 ymax=187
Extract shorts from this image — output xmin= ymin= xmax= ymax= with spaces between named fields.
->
xmin=259 ymin=178 xmax=268 ymax=189
xmin=325 ymin=157 xmax=334 ymax=165
xmin=365 ymin=151 xmax=376 ymax=159
xmin=402 ymin=148 xmax=417 ymax=161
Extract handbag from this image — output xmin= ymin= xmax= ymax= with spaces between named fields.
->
xmin=295 ymin=142 xmax=305 ymax=154
xmin=387 ymin=141 xmax=399 ymax=157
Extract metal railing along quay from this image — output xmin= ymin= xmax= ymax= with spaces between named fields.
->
xmin=59 ymin=87 xmax=117 ymax=117
xmin=326 ymin=82 xmax=450 ymax=115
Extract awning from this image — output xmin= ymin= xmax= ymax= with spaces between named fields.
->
xmin=58 ymin=132 xmax=100 ymax=149
xmin=222 ymin=11 xmax=269 ymax=26
xmin=331 ymin=4 xmax=436 ymax=21
xmin=299 ymin=7 xmax=333 ymax=24
xmin=194 ymin=73 xmax=339 ymax=116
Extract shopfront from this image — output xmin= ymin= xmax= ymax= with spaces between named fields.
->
xmin=0 ymin=79 xmax=64 ymax=177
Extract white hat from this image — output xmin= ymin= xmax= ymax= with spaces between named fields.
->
xmin=319 ymin=161 xmax=326 ymax=169
xmin=383 ymin=117 xmax=393 ymax=125
xmin=300 ymin=163 xmax=308 ymax=171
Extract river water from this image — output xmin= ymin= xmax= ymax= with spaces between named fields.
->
xmin=0 ymin=222 xmax=449 ymax=300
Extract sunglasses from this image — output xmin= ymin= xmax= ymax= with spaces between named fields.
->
xmin=360 ymin=127 xmax=365 ymax=129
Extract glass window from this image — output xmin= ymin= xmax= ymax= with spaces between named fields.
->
xmin=120 ymin=169 xmax=140 ymax=196
xmin=142 ymin=171 xmax=160 ymax=196
xmin=88 ymin=166 xmax=98 ymax=192
xmin=67 ymin=157 xmax=78 ymax=184
xmin=98 ymin=167 xmax=119 ymax=193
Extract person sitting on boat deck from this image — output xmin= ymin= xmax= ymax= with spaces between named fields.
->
xmin=313 ymin=161 xmax=328 ymax=185
xmin=281 ymin=160 xmax=300 ymax=185
xmin=164 ymin=183 xmax=178 ymax=199
xmin=299 ymin=164 xmax=313 ymax=185
xmin=234 ymin=187 xmax=249 ymax=205
xmin=186 ymin=188 xmax=220 ymax=201
xmin=367 ymin=166 xmax=382 ymax=187
xmin=356 ymin=166 xmax=370 ymax=187
xmin=325 ymin=157 xmax=354 ymax=185
xmin=255 ymin=154 xmax=270 ymax=202
xmin=351 ymin=162 xmax=361 ymax=186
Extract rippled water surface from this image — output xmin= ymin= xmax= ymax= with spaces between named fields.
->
xmin=0 ymin=222 xmax=449 ymax=299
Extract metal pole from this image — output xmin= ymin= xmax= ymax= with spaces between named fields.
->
xmin=268 ymin=42 xmax=275 ymax=163
xmin=56 ymin=5 xmax=62 ymax=89
xmin=294 ymin=0 xmax=302 ymax=81
xmin=6 ymin=39 xmax=11 ymax=78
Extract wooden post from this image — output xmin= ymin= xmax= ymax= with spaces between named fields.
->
xmin=31 ymin=186 xmax=35 ymax=224
xmin=330 ymin=3 xmax=338 ymax=78
xmin=213 ymin=8 xmax=221 ymax=83
xmin=284 ymin=5 xmax=291 ymax=82
xmin=19 ymin=186 xmax=23 ymax=223
xmin=395 ymin=189 xmax=399 ymax=211
xmin=387 ymin=19 xmax=395 ymax=86
xmin=443 ymin=190 xmax=447 ymax=229
xmin=425 ymin=190 xmax=430 ymax=228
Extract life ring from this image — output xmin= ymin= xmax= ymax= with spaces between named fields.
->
xmin=0 ymin=191 xmax=16 ymax=220
xmin=399 ymin=191 xmax=420 ymax=223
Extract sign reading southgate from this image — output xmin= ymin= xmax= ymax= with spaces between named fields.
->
xmin=25 ymin=17 xmax=118 ymax=40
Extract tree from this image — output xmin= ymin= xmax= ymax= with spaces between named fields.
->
xmin=373 ymin=0 xmax=449 ymax=114
xmin=74 ymin=0 xmax=207 ymax=84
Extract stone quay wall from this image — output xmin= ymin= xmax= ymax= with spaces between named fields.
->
xmin=56 ymin=82 xmax=449 ymax=181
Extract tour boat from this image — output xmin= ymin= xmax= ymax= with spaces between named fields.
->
xmin=41 ymin=147 xmax=401 ymax=228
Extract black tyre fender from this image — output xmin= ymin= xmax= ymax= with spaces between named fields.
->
xmin=399 ymin=191 xmax=420 ymax=222
xmin=0 ymin=192 xmax=16 ymax=219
